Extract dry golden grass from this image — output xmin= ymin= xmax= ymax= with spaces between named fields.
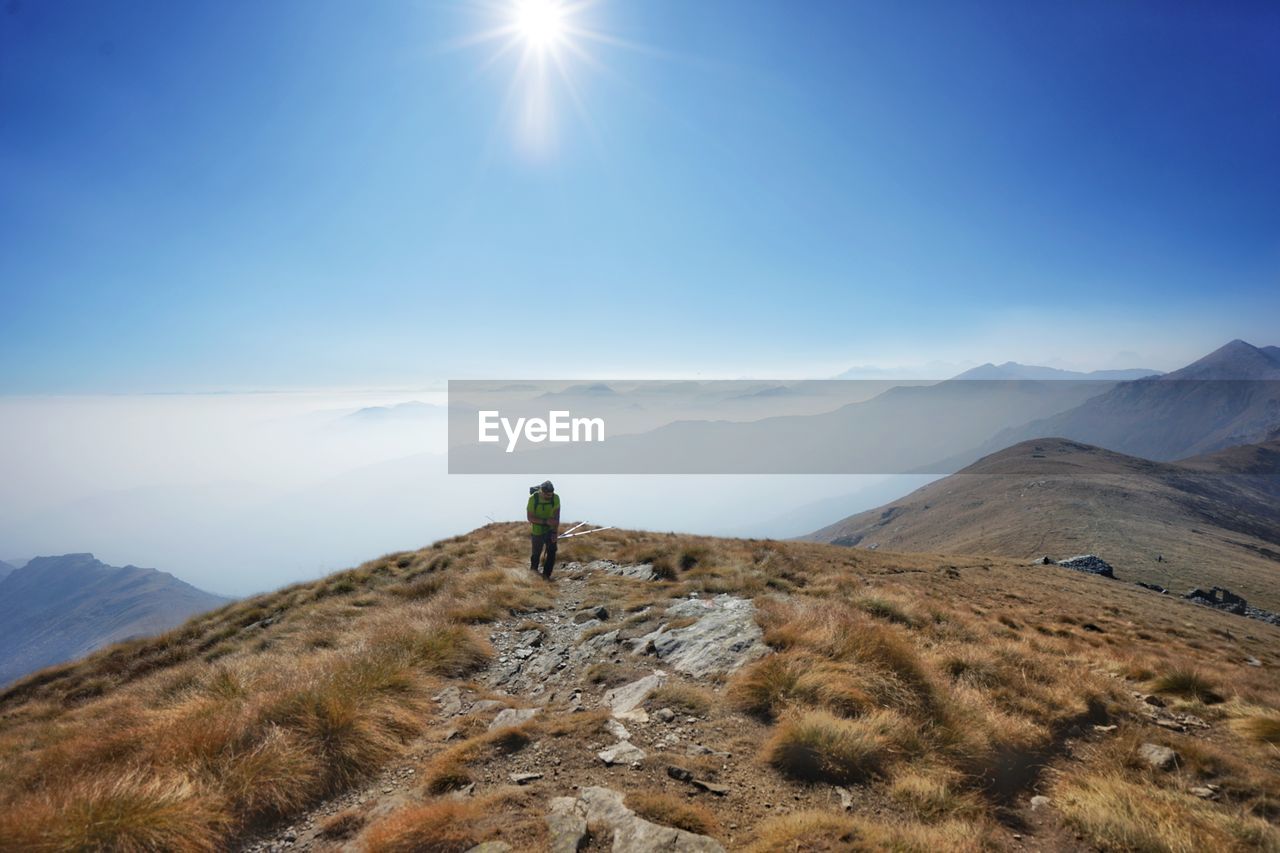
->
xmin=1147 ymin=668 xmax=1225 ymax=704
xmin=626 ymin=791 xmax=720 ymax=836
xmin=1 ymin=522 xmax=1279 ymax=851
xmin=361 ymin=797 xmax=487 ymax=852
xmin=764 ymin=708 xmax=915 ymax=784
xmin=648 ymin=681 xmax=715 ymax=716
xmin=0 ymin=527 xmax=549 ymax=850
xmin=1055 ymin=771 xmax=1279 ymax=852
xmin=743 ymin=809 xmax=990 ymax=853
xmin=317 ymin=807 xmax=365 ymax=840
xmin=1233 ymin=714 xmax=1280 ymax=746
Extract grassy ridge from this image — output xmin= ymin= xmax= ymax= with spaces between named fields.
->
xmin=0 ymin=524 xmax=1278 ymax=851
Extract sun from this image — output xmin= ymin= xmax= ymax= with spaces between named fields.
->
xmin=511 ymin=0 xmax=568 ymax=53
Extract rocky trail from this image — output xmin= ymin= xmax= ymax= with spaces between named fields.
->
xmin=240 ymin=558 xmax=775 ymax=852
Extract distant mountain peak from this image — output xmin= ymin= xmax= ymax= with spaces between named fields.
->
xmin=1164 ymin=339 xmax=1280 ymax=380
xmin=0 ymin=554 xmax=231 ymax=686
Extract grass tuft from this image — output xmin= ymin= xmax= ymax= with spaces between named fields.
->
xmin=1147 ymin=668 xmax=1224 ymax=704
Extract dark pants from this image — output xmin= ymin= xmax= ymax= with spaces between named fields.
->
xmin=530 ymin=531 xmax=557 ymax=577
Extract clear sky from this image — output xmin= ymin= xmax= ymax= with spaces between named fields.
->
xmin=2 ymin=0 xmax=1278 ymax=392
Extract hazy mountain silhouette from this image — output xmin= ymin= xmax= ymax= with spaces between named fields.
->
xmin=953 ymin=362 xmax=1161 ymax=381
xmin=962 ymin=341 xmax=1280 ymax=464
xmin=0 ymin=554 xmax=231 ymax=685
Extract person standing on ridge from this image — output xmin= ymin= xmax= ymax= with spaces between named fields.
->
xmin=527 ymin=480 xmax=560 ymax=579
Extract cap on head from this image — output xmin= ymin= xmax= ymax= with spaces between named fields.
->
xmin=540 ymin=480 xmax=554 ymax=493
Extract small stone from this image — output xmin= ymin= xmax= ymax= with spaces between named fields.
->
xmin=466 ymin=843 xmax=514 ymax=853
xmin=489 ymin=707 xmax=539 ymax=730
xmin=835 ymin=786 xmax=853 ymax=810
xmin=654 ymin=707 xmax=676 ymax=723
xmin=1245 ymin=656 xmax=1262 ymax=667
xmin=1030 ymin=795 xmax=1051 ymax=810
xmin=1190 ymin=786 xmax=1217 ymax=799
xmin=1092 ymin=724 xmax=1118 ymax=733
xmin=1138 ymin=742 xmax=1180 ymax=771
xmin=1154 ymin=718 xmax=1185 ymax=732
xmin=667 ymin=765 xmax=694 ymax=783
xmin=509 ymin=772 xmax=543 ymax=785
xmin=1143 ymin=694 xmax=1166 ymax=708
xmin=598 ymin=741 xmax=647 ymax=766
xmin=693 ymin=779 xmax=728 ymax=795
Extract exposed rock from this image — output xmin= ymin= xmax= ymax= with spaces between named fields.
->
xmin=1186 ymin=586 xmax=1247 ymax=614
xmin=604 ymin=718 xmax=632 ymax=741
xmin=1030 ymin=795 xmax=1051 ymax=810
xmin=1184 ymin=586 xmax=1280 ymax=626
xmin=1246 ymin=655 xmax=1263 ymax=667
xmin=546 ymin=796 xmax=589 ymax=853
xmin=489 ymin=707 xmax=539 ymax=730
xmin=604 ymin=671 xmax=668 ymax=715
xmin=582 ymin=560 xmax=658 ymax=581
xmin=434 ymin=685 xmax=463 ymax=717
xmin=666 ymin=765 xmax=728 ymax=795
xmin=574 ymin=606 xmax=610 ymax=624
xmin=598 ymin=741 xmax=647 ymax=766
xmin=577 ymin=786 xmax=724 ymax=852
xmin=1190 ymin=786 xmax=1218 ymax=800
xmin=834 ymin=786 xmax=853 ymax=811
xmin=470 ymin=699 xmax=507 ymax=715
xmin=509 ymin=772 xmax=543 ymax=785
xmin=1138 ymin=742 xmax=1180 ymax=771
xmin=1054 ymin=555 xmax=1115 ymax=578
xmin=635 ymin=595 xmax=769 ymax=677
xmin=1136 ymin=581 xmax=1168 ymax=594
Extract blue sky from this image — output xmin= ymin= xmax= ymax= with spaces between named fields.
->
xmin=2 ymin=0 xmax=1278 ymax=392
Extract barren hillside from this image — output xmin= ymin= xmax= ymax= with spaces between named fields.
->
xmin=807 ymin=438 xmax=1280 ymax=612
xmin=1 ymin=525 xmax=1278 ymax=852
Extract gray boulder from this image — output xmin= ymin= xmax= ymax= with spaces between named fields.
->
xmin=1055 ymin=555 xmax=1115 ymax=578
xmin=635 ymin=595 xmax=769 ymax=678
xmin=578 ymin=786 xmax=724 ymax=852
xmin=1137 ymin=742 xmax=1179 ymax=771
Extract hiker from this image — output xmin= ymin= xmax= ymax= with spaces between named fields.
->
xmin=528 ymin=480 xmax=560 ymax=579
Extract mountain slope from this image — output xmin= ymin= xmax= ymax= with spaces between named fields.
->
xmin=806 ymin=437 xmax=1280 ymax=609
xmin=0 ymin=560 xmax=15 ymax=582
xmin=0 ymin=553 xmax=231 ymax=685
xmin=969 ymin=341 xmax=1280 ymax=463
xmin=0 ymin=525 xmax=1277 ymax=852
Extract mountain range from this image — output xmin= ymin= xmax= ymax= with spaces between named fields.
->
xmin=963 ymin=340 xmax=1280 ymax=464
xmin=0 ymin=553 xmax=231 ymax=686
xmin=454 ymin=340 xmax=1280 ymax=476
xmin=952 ymin=362 xmax=1161 ymax=381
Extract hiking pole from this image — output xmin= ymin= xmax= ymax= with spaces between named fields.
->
xmin=560 ymin=521 xmax=588 ymax=537
xmin=558 ymin=526 xmax=613 ymax=540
